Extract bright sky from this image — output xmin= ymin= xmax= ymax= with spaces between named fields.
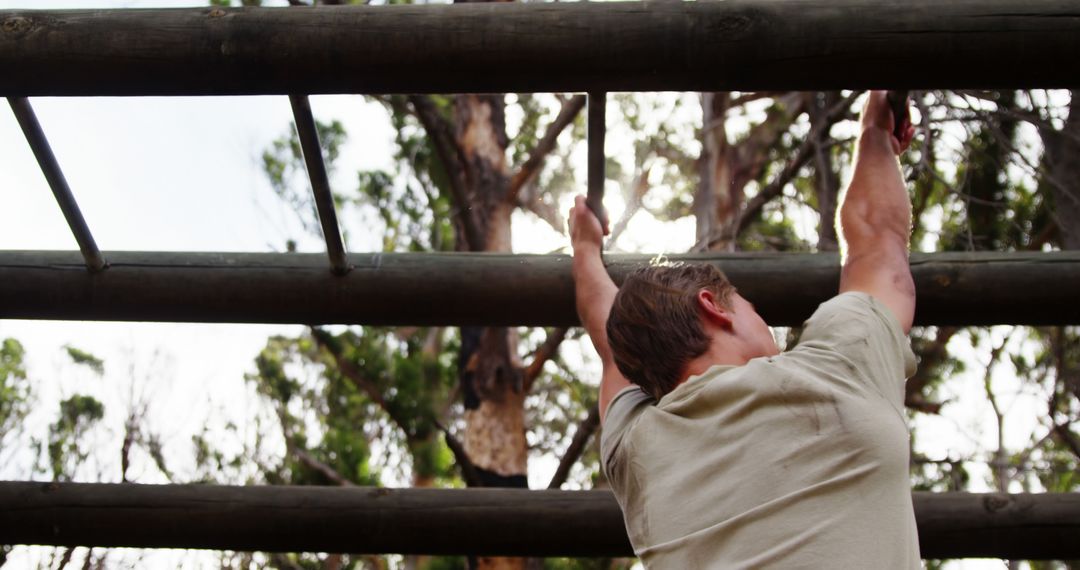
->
xmin=0 ymin=1 xmax=1054 ymax=568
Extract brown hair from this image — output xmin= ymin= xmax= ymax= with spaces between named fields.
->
xmin=606 ymin=263 xmax=735 ymax=401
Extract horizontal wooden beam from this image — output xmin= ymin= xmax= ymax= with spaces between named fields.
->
xmin=1 ymin=482 xmax=1078 ymax=559
xmin=1 ymin=250 xmax=1078 ymax=327
xmin=2 ymin=2 xmax=1080 ymax=96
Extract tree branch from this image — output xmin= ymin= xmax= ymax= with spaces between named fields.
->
xmin=608 ymin=162 xmax=654 ymax=249
xmin=729 ymin=91 xmax=786 ymax=108
xmin=706 ymin=91 xmax=858 ymax=249
xmin=982 ymin=332 xmax=1013 ymax=491
xmin=1049 ymin=326 xmax=1080 ymax=460
xmin=310 ymin=327 xmax=407 ymax=431
xmin=523 ymin=327 xmax=569 ymax=392
xmin=1026 ymin=219 xmax=1059 ymax=251
xmin=292 ymin=445 xmax=354 ymax=487
xmin=1053 ymin=423 xmax=1080 ymax=459
xmin=407 ymin=94 xmax=484 ymax=251
xmin=904 ymin=326 xmax=959 ymax=414
xmin=954 ymin=90 xmax=1080 ymax=142
xmin=508 ymin=94 xmax=587 ymax=203
xmin=531 ymin=200 xmax=567 ymax=235
xmin=548 ymin=404 xmax=601 ymax=489
xmin=266 ymin=380 xmax=355 ymax=487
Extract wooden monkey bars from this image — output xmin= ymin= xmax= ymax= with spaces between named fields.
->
xmin=1 ymin=482 xmax=1078 ymax=560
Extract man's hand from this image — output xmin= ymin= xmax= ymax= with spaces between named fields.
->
xmin=569 ymin=195 xmax=608 ymax=255
xmin=860 ymin=90 xmax=916 ymax=156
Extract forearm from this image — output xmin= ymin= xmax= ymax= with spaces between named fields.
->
xmin=839 ymin=127 xmax=912 ymax=252
xmin=572 ymin=245 xmax=618 ymax=363
xmin=837 ymin=126 xmax=916 ymax=332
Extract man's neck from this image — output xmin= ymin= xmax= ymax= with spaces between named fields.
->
xmin=680 ymin=337 xmax=753 ymax=383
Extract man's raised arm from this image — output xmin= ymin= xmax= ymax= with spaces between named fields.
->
xmin=838 ymin=91 xmax=917 ymax=333
xmin=569 ymin=196 xmax=633 ymax=422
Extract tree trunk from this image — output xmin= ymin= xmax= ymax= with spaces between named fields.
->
xmin=1043 ymin=90 xmax=1080 ymax=249
xmin=955 ymin=90 xmax=1017 ymax=251
xmin=808 ymin=91 xmax=843 ymax=252
xmin=452 ymin=93 xmax=528 ymax=570
xmin=697 ymin=92 xmax=804 ymax=250
xmin=695 ymin=92 xmax=734 ymax=246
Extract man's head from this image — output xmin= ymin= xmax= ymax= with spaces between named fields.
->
xmin=606 ymin=263 xmax=777 ymax=400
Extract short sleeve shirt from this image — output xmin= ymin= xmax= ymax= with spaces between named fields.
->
xmin=601 ymin=292 xmax=920 ymax=569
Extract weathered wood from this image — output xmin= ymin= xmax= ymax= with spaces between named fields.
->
xmin=1 ymin=250 xmax=1078 ymax=326
xmin=913 ymin=492 xmax=1080 ymax=560
xmin=2 ymin=2 xmax=1080 ymax=96
xmin=1 ymin=482 xmax=1078 ymax=559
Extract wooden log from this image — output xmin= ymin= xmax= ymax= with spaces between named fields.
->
xmin=913 ymin=492 xmax=1080 ymax=560
xmin=1 ymin=250 xmax=1079 ymax=327
xmin=1 ymin=482 xmax=1078 ymax=559
xmin=2 ymin=2 xmax=1080 ymax=96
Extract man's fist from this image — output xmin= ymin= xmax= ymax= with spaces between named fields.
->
xmin=861 ymin=90 xmax=916 ymax=155
xmin=569 ymin=195 xmax=608 ymax=252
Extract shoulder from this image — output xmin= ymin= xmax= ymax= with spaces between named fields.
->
xmin=802 ymin=292 xmax=906 ymax=342
xmin=600 ymin=387 xmax=653 ymax=474
xmin=794 ymin=292 xmax=918 ymax=387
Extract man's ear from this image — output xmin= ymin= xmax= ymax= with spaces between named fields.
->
xmin=697 ymin=289 xmax=732 ymax=329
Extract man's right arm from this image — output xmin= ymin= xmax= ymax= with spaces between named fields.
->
xmin=837 ymin=91 xmax=917 ymax=333
xmin=569 ymin=196 xmax=633 ymax=422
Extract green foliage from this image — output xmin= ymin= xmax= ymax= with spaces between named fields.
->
xmin=0 ymin=338 xmax=31 ymax=445
xmin=64 ymin=344 xmax=105 ymax=376
xmin=261 ymin=118 xmax=348 ymax=237
xmin=47 ymin=394 xmax=105 ymax=481
xmin=242 ymin=327 xmax=462 ymax=487
xmin=510 ymin=93 xmax=544 ymax=166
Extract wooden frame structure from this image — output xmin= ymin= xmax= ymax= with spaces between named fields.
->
xmin=2 ymin=250 xmax=1079 ymax=327
xmin=3 ymin=2 xmax=1080 ymax=95
xmin=3 ymin=1 xmax=1080 ymax=560
xmin=1 ymin=483 xmax=1078 ymax=560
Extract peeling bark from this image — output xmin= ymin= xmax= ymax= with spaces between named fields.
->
xmin=464 ymin=395 xmax=529 ymax=479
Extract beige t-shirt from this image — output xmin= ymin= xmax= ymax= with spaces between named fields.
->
xmin=601 ymin=292 xmax=920 ymax=569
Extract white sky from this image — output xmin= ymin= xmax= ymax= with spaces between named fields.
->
xmin=0 ymin=1 xmax=1057 ymax=568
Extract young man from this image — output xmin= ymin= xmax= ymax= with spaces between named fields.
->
xmin=569 ymin=91 xmax=920 ymax=568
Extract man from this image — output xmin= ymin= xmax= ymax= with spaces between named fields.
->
xmin=569 ymin=91 xmax=920 ymax=568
